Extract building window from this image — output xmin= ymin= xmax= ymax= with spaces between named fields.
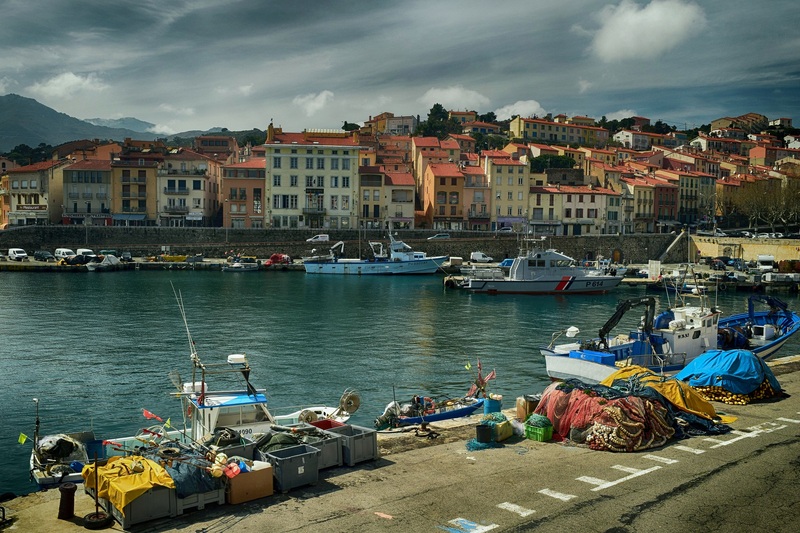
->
xmin=273 ymin=175 xmax=281 ymax=187
xmin=331 ymin=158 xmax=339 ymax=170
xmin=342 ymin=176 xmax=350 ymax=188
xmin=317 ymin=158 xmax=325 ymax=170
xmin=331 ymin=176 xmax=338 ymax=188
xmin=565 ymin=208 xmax=572 ymax=218
xmin=290 ymin=157 xmax=298 ymax=169
xmin=305 ymin=158 xmax=314 ymax=169
xmin=342 ymin=159 xmax=351 ymax=170
xmin=290 ymin=175 xmax=298 ymax=187
xmin=273 ymin=157 xmax=281 ymax=169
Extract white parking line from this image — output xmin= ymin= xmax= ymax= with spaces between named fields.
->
xmin=497 ymin=502 xmax=535 ymax=517
xmin=577 ymin=465 xmax=661 ymax=491
xmin=706 ymin=429 xmax=760 ymax=448
xmin=775 ymin=417 xmax=799 ymax=424
xmin=674 ymin=445 xmax=705 ymax=454
xmin=538 ymin=488 xmax=576 ymax=501
xmin=643 ymin=454 xmax=679 ymax=464
xmin=746 ymin=422 xmax=788 ymax=433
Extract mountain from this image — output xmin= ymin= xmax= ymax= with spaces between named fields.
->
xmin=0 ymin=93 xmax=161 ymax=153
xmin=83 ymin=116 xmax=156 ymax=132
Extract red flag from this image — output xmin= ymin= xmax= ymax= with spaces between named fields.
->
xmin=484 ymin=369 xmax=496 ymax=382
xmin=142 ymin=408 xmax=163 ymax=422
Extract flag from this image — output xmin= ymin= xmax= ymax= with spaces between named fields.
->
xmin=465 ymin=362 xmax=472 ymax=371
xmin=142 ymin=408 xmax=163 ymax=422
xmin=18 ymin=433 xmax=28 ymax=444
xmin=164 ymin=418 xmax=171 ymax=429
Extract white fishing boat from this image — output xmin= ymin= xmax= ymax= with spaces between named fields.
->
xmin=303 ymin=233 xmax=448 ymax=275
xmin=86 ymin=254 xmax=122 ymax=272
xmin=541 ymin=294 xmax=800 ymax=384
xmin=449 ymin=247 xmax=623 ymax=294
xmin=27 ymin=287 xmax=360 ymax=489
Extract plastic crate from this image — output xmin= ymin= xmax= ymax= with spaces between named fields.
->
xmin=286 ymin=423 xmax=343 ymax=470
xmin=215 ymin=437 xmax=256 ymax=461
xmin=325 ymin=424 xmax=379 ymax=467
xmin=103 ymin=485 xmax=177 ymax=529
xmin=260 ymin=444 xmax=320 ymax=493
xmin=175 ymin=486 xmax=226 ymax=515
xmin=525 ymin=425 xmax=553 ymax=442
xmin=310 ymin=419 xmax=346 ymax=430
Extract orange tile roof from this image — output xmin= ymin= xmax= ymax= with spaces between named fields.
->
xmin=224 ymin=158 xmax=266 ymax=169
xmin=65 ymin=159 xmax=112 ymax=171
xmin=427 ymin=163 xmax=464 ymax=177
xmin=8 ymin=160 xmax=63 ymax=173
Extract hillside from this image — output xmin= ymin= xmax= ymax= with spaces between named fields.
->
xmin=0 ymin=94 xmax=159 ymax=152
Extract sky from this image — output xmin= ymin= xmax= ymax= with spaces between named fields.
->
xmin=1 ymin=0 xmax=798 ymax=136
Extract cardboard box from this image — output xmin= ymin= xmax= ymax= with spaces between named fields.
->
xmin=226 ymin=465 xmax=274 ymax=504
xmin=516 ymin=396 xmax=538 ymax=421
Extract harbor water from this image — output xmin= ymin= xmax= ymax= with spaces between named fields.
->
xmin=2 ymin=270 xmax=799 ymax=496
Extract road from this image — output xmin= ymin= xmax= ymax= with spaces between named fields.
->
xmin=6 ymin=358 xmax=800 ymax=533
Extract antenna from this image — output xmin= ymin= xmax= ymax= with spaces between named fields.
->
xmin=171 ymin=282 xmax=198 ymax=364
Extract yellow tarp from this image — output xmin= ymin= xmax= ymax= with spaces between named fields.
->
xmin=599 ymin=365 xmax=737 ymax=424
xmin=82 ymin=455 xmax=175 ymax=515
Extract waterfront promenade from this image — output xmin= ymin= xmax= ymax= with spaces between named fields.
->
xmin=6 ymin=355 xmax=800 ymax=532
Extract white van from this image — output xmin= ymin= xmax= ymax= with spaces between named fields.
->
xmin=470 ymin=251 xmax=493 ymax=263
xmin=55 ymin=248 xmax=76 ymax=260
xmin=757 ymin=254 xmax=775 ymax=272
xmin=77 ymin=248 xmax=97 ymax=258
xmin=306 ymin=234 xmax=330 ymax=243
xmin=7 ymin=248 xmax=28 ymax=261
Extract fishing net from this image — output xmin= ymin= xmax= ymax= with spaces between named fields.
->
xmin=693 ymin=379 xmax=782 ymax=405
xmin=465 ymin=438 xmax=504 ymax=452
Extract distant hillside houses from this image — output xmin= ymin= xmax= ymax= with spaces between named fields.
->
xmin=1 ymin=109 xmax=799 ymax=234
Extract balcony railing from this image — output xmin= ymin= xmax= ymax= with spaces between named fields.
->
xmin=165 ymin=205 xmax=189 ymax=214
xmin=96 ymin=193 xmax=108 ymax=199
xmin=121 ymin=176 xmax=147 ymax=184
xmin=121 ymin=206 xmax=147 ymax=213
xmin=303 ymin=207 xmax=326 ymax=215
xmin=68 ymin=192 xmax=80 ymax=199
xmin=82 ymin=193 xmax=93 ymax=199
xmin=164 ymin=187 xmax=190 ymax=195
xmin=468 ymin=210 xmax=490 ymax=218
xmin=121 ymin=191 xmax=148 ymax=199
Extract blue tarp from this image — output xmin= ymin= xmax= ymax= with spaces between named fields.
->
xmin=675 ymin=349 xmax=781 ymax=395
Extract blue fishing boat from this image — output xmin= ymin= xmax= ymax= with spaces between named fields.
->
xmin=373 ymin=396 xmax=485 ymax=430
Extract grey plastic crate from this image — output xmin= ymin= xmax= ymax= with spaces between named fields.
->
xmin=326 ymin=424 xmax=379 ymax=466
xmin=215 ymin=437 xmax=256 ymax=461
xmin=286 ymin=423 xmax=343 ymax=470
xmin=104 ymin=485 xmax=176 ymax=529
xmin=260 ymin=444 xmax=320 ymax=493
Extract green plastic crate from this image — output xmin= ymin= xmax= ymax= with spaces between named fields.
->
xmin=525 ymin=425 xmax=553 ymax=442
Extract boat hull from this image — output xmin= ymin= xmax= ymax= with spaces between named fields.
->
xmin=304 ymin=256 xmax=447 ymax=275
xmin=465 ymin=276 xmax=622 ymax=294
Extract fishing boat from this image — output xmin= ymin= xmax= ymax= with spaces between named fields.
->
xmin=27 ymin=287 xmax=360 ymax=489
xmin=303 ymin=232 xmax=448 ymax=275
xmin=541 ymin=294 xmax=800 ymax=384
xmin=448 ymin=246 xmax=623 ymax=294
xmin=86 ymin=254 xmax=122 ymax=272
xmin=373 ymin=396 xmax=485 ymax=430
xmin=221 ymin=256 xmax=260 ymax=272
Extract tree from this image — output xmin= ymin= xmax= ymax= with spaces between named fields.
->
xmin=414 ymin=103 xmax=462 ymax=139
xmin=342 ymin=121 xmax=360 ymax=132
xmin=478 ymin=111 xmax=497 ymax=123
xmin=529 ymin=154 xmax=576 ymax=173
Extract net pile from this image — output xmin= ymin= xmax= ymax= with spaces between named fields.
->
xmin=534 ymin=380 xmax=674 ymax=452
xmin=693 ymin=378 xmax=780 ymax=405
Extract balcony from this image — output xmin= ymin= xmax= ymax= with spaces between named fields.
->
xmin=122 ymin=206 xmax=147 ymax=213
xmin=165 ymin=205 xmax=189 ymax=214
xmin=158 ymin=168 xmax=207 ymax=176
xmin=82 ymin=192 xmax=93 ymax=199
xmin=121 ymin=191 xmax=147 ymax=199
xmin=121 ymin=176 xmax=147 ymax=184
xmin=96 ymin=193 xmax=108 ymax=199
xmin=164 ymin=187 xmax=190 ymax=195
xmin=68 ymin=192 xmax=80 ymax=199
xmin=468 ymin=210 xmax=490 ymax=219
xmin=303 ymin=207 xmax=326 ymax=215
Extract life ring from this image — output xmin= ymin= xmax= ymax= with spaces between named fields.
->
xmin=186 ymin=403 xmax=193 ymax=417
xmin=719 ymin=282 xmax=728 ymax=291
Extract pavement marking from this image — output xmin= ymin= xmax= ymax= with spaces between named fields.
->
xmin=705 ymin=429 xmax=760 ymax=448
xmin=775 ymin=417 xmax=799 ymax=424
xmin=674 ymin=445 xmax=705 ymax=454
xmin=644 ymin=454 xmax=679 ymax=464
xmin=577 ymin=465 xmax=661 ymax=491
xmin=746 ymin=422 xmax=788 ymax=433
xmin=538 ymin=488 xmax=577 ymax=501
xmin=497 ymin=502 xmax=535 ymax=517
xmin=438 ymin=518 xmax=499 ymax=532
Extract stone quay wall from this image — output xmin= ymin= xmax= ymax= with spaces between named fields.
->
xmin=0 ymin=226 xmax=694 ymax=264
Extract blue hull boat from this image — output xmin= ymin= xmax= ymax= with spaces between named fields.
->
xmin=374 ymin=396 xmax=485 ymax=429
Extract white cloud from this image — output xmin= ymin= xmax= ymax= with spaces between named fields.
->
xmin=147 ymin=124 xmax=178 ymax=135
xmin=418 ymin=85 xmax=490 ymax=111
xmin=590 ymin=0 xmax=707 ymax=62
xmin=26 ymin=72 xmax=107 ymax=99
xmin=293 ymin=90 xmax=334 ymax=117
xmin=494 ymin=100 xmax=547 ymax=120
xmin=605 ymin=109 xmax=638 ymax=121
xmin=214 ymin=84 xmax=254 ymax=96
xmin=0 ymin=76 xmax=13 ymax=93
xmin=158 ymin=103 xmax=195 ymax=116
xmin=578 ymin=79 xmax=593 ymax=94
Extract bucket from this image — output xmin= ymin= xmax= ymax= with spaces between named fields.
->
xmin=484 ymin=398 xmax=502 ymax=414
xmin=475 ymin=424 xmax=492 ymax=443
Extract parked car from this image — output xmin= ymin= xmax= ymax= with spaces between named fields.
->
xmin=470 ymin=251 xmax=493 ymax=263
xmin=497 ymin=226 xmax=513 ymax=233
xmin=7 ymin=248 xmax=28 ymax=261
xmin=306 ymin=234 xmax=330 ymax=242
xmin=76 ymin=248 xmax=97 ymax=259
xmin=99 ymin=249 xmax=119 ymax=257
xmin=33 ymin=250 xmax=55 ymax=262
xmin=54 ymin=248 xmax=76 ymax=260
xmin=427 ymin=233 xmax=451 ymax=240
xmin=710 ymin=259 xmax=727 ymax=271
xmin=120 ymin=252 xmax=133 ymax=262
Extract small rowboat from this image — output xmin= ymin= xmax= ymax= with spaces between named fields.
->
xmin=374 ymin=396 xmax=485 ymax=430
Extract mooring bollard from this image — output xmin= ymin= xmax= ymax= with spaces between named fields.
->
xmin=57 ymin=482 xmax=78 ymax=520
